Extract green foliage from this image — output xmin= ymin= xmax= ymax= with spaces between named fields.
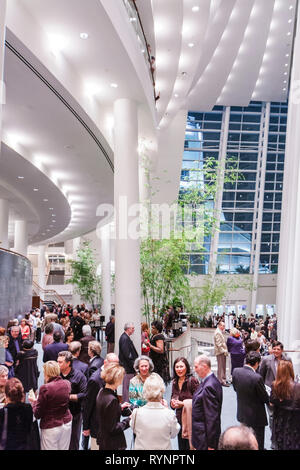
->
xmin=66 ymin=240 xmax=102 ymax=307
xmin=185 ymin=275 xmax=254 ymax=323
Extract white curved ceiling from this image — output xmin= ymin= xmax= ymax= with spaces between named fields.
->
xmin=2 ymin=32 xmax=115 ymax=245
xmin=142 ymin=0 xmax=297 ymax=128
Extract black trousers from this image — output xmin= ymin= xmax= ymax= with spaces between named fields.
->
xmin=178 ymin=427 xmax=190 ymax=451
xmin=69 ymin=413 xmax=83 ymax=450
xmin=252 ymin=426 xmax=265 ymax=450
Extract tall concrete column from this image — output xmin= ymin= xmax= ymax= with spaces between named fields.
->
xmin=38 ymin=245 xmax=47 ymax=289
xmin=100 ymin=224 xmax=111 ymax=322
xmin=0 ymin=198 xmax=9 ymax=249
xmin=0 ymin=0 xmax=7 ymax=143
xmin=14 ymin=220 xmax=28 ymax=257
xmin=277 ymin=11 xmax=300 ymax=367
xmin=209 ymin=106 xmax=230 ymax=276
xmin=250 ymin=102 xmax=271 ymax=314
xmin=114 ymin=98 xmax=141 ymax=355
xmin=72 ymin=237 xmax=81 ymax=307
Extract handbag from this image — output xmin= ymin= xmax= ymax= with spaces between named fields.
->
xmin=0 ymin=407 xmax=8 ymax=451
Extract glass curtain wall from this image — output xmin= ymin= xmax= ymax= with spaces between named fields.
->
xmin=180 ymin=101 xmax=287 ymax=275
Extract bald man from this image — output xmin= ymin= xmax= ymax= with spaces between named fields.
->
xmin=218 ymin=425 xmax=258 ymax=450
xmin=82 ymin=353 xmax=119 ymax=450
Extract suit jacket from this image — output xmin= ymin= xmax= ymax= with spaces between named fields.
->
xmin=43 ymin=342 xmax=68 ymax=363
xmin=72 ymin=358 xmax=88 ymax=376
xmin=86 ymin=356 xmax=104 ymax=379
xmin=232 ymin=365 xmax=269 ymax=427
xmin=192 ymin=373 xmax=223 ymax=450
xmin=119 ymin=332 xmax=138 ymax=374
xmin=214 ymin=328 xmax=228 ymax=356
xmin=8 ymin=333 xmax=23 ymax=362
xmin=82 ymin=368 xmax=105 ymax=437
xmin=105 ymin=321 xmax=115 ymax=343
xmin=96 ymin=387 xmax=130 ymax=450
xmin=259 ymin=354 xmax=292 ymax=388
xmin=15 ymin=348 xmax=39 ymax=393
xmin=79 ymin=335 xmax=95 ymax=364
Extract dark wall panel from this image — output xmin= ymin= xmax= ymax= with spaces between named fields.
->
xmin=0 ymin=249 xmax=32 ymax=328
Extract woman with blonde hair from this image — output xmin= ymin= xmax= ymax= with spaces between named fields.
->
xmin=96 ymin=363 xmax=131 ymax=450
xmin=141 ymin=323 xmax=150 ymax=356
xmin=28 ymin=361 xmax=72 ymax=450
xmin=270 ymin=360 xmax=300 ymax=449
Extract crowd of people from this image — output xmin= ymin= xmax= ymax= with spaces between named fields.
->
xmin=0 ymin=303 xmax=299 ymax=451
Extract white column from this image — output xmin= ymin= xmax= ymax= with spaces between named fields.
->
xmin=209 ymin=106 xmax=230 ymax=275
xmin=0 ymin=0 xmax=7 ymax=142
xmin=14 ymin=220 xmax=28 ymax=257
xmin=72 ymin=237 xmax=81 ymax=307
xmin=0 ymin=198 xmax=9 ymax=249
xmin=100 ymin=224 xmax=111 ymax=322
xmin=277 ymin=13 xmax=300 ymax=366
xmin=250 ymin=102 xmax=271 ymax=314
xmin=114 ymin=98 xmax=141 ymax=355
xmin=38 ymin=245 xmax=47 ymax=289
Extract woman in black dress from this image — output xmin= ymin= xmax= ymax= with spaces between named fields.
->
xmin=270 ymin=360 xmax=300 ymax=450
xmin=149 ymin=321 xmax=170 ymax=384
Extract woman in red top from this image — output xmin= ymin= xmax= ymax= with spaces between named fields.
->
xmin=29 ymin=361 xmax=72 ymax=450
xmin=20 ymin=319 xmax=30 ymax=340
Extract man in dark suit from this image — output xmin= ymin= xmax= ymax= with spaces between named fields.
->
xmin=192 ymin=355 xmax=223 ymax=450
xmin=70 ymin=309 xmax=85 ymax=341
xmin=119 ymin=322 xmax=138 ymax=402
xmin=105 ymin=316 xmax=115 ymax=353
xmin=43 ymin=332 xmax=68 ymax=362
xmin=86 ymin=341 xmax=104 ymax=379
xmin=232 ymin=351 xmax=269 ymax=450
xmin=8 ymin=326 xmax=23 ymax=363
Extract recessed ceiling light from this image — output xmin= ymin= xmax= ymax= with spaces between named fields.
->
xmin=130 ymin=17 xmax=137 ymax=22
xmin=17 ymin=176 xmax=24 ymax=179
xmin=284 ymin=80 xmax=287 ymax=83
xmin=284 ymin=71 xmax=288 ymax=75
xmin=43 ymin=199 xmax=49 ymax=202
xmin=80 ymin=33 xmax=89 ymax=39
xmin=52 ymin=220 xmax=56 ymax=223
xmin=285 ymin=63 xmax=289 ymax=67
xmin=33 ymin=188 xmax=39 ymax=192
xmin=52 ymin=214 xmax=56 ymax=217
xmin=110 ymin=83 xmax=118 ymax=88
xmin=188 ymin=43 xmax=195 ymax=48
xmin=288 ymin=19 xmax=293 ymax=23
xmin=192 ymin=6 xmax=200 ymax=12
xmin=174 ymin=93 xmax=179 ymax=98
xmin=49 ymin=208 xmax=54 ymax=210
xmin=283 ymin=87 xmax=287 ymax=91
xmin=287 ymin=32 xmax=291 ymax=36
xmin=286 ymin=53 xmax=290 ymax=57
xmin=289 ymin=5 xmax=293 ymax=10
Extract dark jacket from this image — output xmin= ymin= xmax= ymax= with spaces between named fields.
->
xmin=15 ymin=348 xmax=39 ymax=393
xmin=96 ymin=387 xmax=130 ymax=450
xmin=32 ymin=376 xmax=72 ymax=429
xmin=226 ymin=336 xmax=245 ymax=356
xmin=105 ymin=321 xmax=115 ymax=343
xmin=7 ymin=333 xmax=23 ymax=362
xmin=43 ymin=341 xmax=68 ymax=363
xmin=0 ymin=403 xmax=33 ymax=450
xmin=86 ymin=356 xmax=104 ymax=379
xmin=259 ymin=353 xmax=292 ymax=388
xmin=119 ymin=332 xmax=138 ymax=374
xmin=83 ymin=368 xmax=105 ymax=437
xmin=60 ymin=367 xmax=87 ymax=416
xmin=171 ymin=375 xmax=199 ymax=424
xmin=192 ymin=373 xmax=223 ymax=450
xmin=72 ymin=358 xmax=88 ymax=376
xmin=232 ymin=365 xmax=269 ymax=427
xmin=79 ymin=335 xmax=95 ymax=364
xmin=70 ymin=316 xmax=85 ymax=341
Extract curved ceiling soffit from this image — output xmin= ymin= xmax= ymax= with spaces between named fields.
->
xmin=0 ymin=142 xmax=71 ymax=243
xmin=5 ymin=39 xmax=114 ymax=174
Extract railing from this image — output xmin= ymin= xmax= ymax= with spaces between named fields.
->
xmin=32 ymin=280 xmax=66 ymax=306
xmin=122 ymin=0 xmax=156 ymax=100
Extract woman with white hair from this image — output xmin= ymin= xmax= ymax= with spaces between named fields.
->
xmin=129 ymin=356 xmax=160 ymax=407
xmin=130 ymin=374 xmax=180 ymax=449
xmin=226 ymin=328 xmax=245 ymax=374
